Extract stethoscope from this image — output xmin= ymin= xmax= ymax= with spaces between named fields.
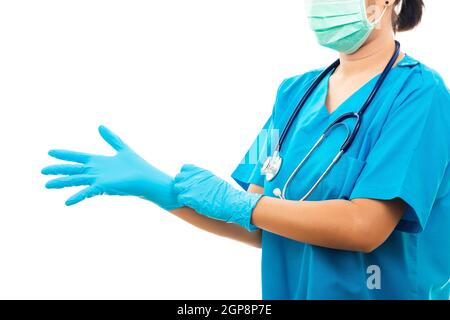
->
xmin=261 ymin=41 xmax=401 ymax=200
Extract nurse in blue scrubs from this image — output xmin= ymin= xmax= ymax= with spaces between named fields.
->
xmin=43 ymin=0 xmax=450 ymax=299
xmin=226 ymin=0 xmax=450 ymax=299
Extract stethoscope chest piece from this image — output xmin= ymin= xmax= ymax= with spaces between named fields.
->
xmin=261 ymin=151 xmax=282 ymax=182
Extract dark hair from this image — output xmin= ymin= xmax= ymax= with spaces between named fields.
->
xmin=392 ymin=0 xmax=425 ymax=32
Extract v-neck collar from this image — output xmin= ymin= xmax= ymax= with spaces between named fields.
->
xmin=318 ymin=53 xmax=414 ymax=122
xmin=319 ymin=69 xmax=381 ymax=119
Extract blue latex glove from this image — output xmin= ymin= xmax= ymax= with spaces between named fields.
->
xmin=174 ymin=164 xmax=263 ymax=231
xmin=42 ymin=125 xmax=181 ymax=209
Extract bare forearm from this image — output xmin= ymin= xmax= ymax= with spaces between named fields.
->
xmin=251 ymin=196 xmax=405 ymax=252
xmin=167 ymin=184 xmax=263 ymax=248
xmin=169 ymin=206 xmax=262 ymax=248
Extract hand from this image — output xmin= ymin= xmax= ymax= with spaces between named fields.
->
xmin=174 ymin=164 xmax=263 ymax=231
xmin=42 ymin=125 xmax=181 ymax=210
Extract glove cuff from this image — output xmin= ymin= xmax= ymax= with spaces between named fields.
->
xmin=233 ymin=192 xmax=263 ymax=232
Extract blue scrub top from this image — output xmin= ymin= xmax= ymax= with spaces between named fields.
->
xmin=231 ymin=55 xmax=450 ymax=300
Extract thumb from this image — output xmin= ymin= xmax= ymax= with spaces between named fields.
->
xmin=98 ymin=125 xmax=129 ymax=152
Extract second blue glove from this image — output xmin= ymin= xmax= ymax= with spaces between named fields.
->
xmin=174 ymin=164 xmax=263 ymax=232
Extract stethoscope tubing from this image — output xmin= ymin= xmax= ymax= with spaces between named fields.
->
xmin=270 ymin=41 xmax=401 ymax=200
xmin=278 ymin=123 xmax=349 ymax=200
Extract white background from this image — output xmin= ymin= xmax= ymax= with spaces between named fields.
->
xmin=0 ymin=0 xmax=448 ymax=299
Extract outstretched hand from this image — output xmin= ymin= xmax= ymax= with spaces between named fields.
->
xmin=42 ymin=126 xmax=180 ymax=210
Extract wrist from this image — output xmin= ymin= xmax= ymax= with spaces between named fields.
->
xmin=233 ymin=191 xmax=263 ymax=232
xmin=141 ymin=172 xmax=182 ymax=210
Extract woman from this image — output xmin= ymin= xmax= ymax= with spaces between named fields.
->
xmin=42 ymin=0 xmax=450 ymax=299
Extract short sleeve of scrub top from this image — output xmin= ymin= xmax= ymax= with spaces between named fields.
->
xmin=231 ymin=79 xmax=291 ymax=191
xmin=231 ymin=73 xmax=323 ymax=191
xmin=230 ymin=116 xmax=273 ymax=190
xmin=350 ymin=78 xmax=450 ymax=233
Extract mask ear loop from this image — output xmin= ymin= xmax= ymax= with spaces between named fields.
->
xmin=370 ymin=1 xmax=390 ymax=27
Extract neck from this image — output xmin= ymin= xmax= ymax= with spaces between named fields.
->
xmin=336 ymin=35 xmax=398 ymax=77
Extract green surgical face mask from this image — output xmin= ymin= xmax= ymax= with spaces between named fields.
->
xmin=305 ymin=0 xmax=387 ymax=54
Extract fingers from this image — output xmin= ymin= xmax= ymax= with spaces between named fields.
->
xmin=48 ymin=149 xmax=93 ymax=164
xmin=180 ymin=164 xmax=202 ymax=173
xmin=98 ymin=125 xmax=128 ymax=152
xmin=47 ymin=126 xmax=128 ymax=166
xmin=41 ymin=164 xmax=87 ymax=175
xmin=65 ymin=186 xmax=102 ymax=206
xmin=174 ymin=164 xmax=208 ymax=183
xmin=174 ymin=164 xmax=215 ymax=194
xmin=45 ymin=175 xmax=95 ymax=189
